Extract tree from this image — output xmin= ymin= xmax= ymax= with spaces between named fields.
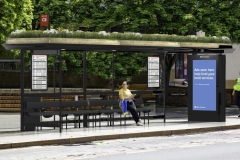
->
xmin=52 ymin=51 xmax=148 ymax=81
xmin=32 ymin=0 xmax=73 ymax=30
xmin=37 ymin=0 xmax=240 ymax=90
xmin=0 ymin=0 xmax=33 ymax=58
xmin=154 ymin=0 xmax=240 ymax=97
xmin=6 ymin=0 xmax=239 ymax=93
xmin=198 ymin=0 xmax=240 ymax=42
xmin=80 ymin=0 xmax=240 ymax=100
xmin=70 ymin=0 xmax=96 ymax=30
xmin=29 ymin=0 xmax=149 ymax=84
xmin=86 ymin=52 xmax=148 ymax=80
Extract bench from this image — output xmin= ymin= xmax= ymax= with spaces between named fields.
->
xmin=25 ymin=100 xmax=90 ymax=129
xmin=24 ymin=98 xmax=153 ymax=130
xmin=86 ymin=98 xmax=152 ymax=126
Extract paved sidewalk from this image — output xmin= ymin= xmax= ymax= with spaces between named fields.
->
xmin=0 ymin=107 xmax=240 ymax=150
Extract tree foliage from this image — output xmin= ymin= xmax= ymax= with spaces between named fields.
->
xmin=32 ymin=0 xmax=73 ymax=30
xmin=86 ymin=52 xmax=148 ymax=80
xmin=52 ymin=51 xmax=148 ymax=81
xmin=66 ymin=0 xmax=240 ymax=82
xmin=0 ymin=0 xmax=33 ymax=58
xmin=2 ymin=0 xmax=240 ymax=88
xmin=0 ymin=0 xmax=33 ymax=44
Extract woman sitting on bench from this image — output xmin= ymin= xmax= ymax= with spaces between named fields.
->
xmin=119 ymin=81 xmax=143 ymax=126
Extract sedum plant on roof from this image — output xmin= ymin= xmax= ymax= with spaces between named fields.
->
xmin=8 ymin=29 xmax=231 ymax=44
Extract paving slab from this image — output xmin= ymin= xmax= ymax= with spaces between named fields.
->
xmin=0 ymin=107 xmax=240 ymax=149
xmin=0 ymin=117 xmax=240 ymax=149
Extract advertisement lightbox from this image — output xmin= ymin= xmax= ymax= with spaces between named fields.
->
xmin=188 ymin=54 xmax=226 ymax=122
xmin=192 ymin=60 xmax=216 ymax=111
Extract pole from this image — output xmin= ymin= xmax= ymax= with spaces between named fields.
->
xmin=59 ymin=50 xmax=62 ymax=133
xmin=48 ymin=15 xmax=50 ymax=30
xmin=83 ymin=51 xmax=87 ymax=127
xmin=112 ymin=52 xmax=114 ymax=99
xmin=163 ymin=51 xmax=167 ymax=122
xmin=20 ymin=50 xmax=25 ymax=131
xmin=53 ymin=55 xmax=56 ymax=129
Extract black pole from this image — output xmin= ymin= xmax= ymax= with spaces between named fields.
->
xmin=53 ymin=54 xmax=56 ymax=129
xmin=163 ymin=51 xmax=167 ymax=122
xmin=54 ymin=55 xmax=56 ymax=89
xmin=112 ymin=52 xmax=114 ymax=98
xmin=48 ymin=15 xmax=50 ymax=30
xmin=59 ymin=50 xmax=62 ymax=133
xmin=83 ymin=51 xmax=87 ymax=127
xmin=20 ymin=50 xmax=25 ymax=131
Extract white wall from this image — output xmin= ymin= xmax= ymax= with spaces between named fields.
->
xmin=226 ymin=44 xmax=240 ymax=80
xmin=170 ymin=45 xmax=240 ymax=85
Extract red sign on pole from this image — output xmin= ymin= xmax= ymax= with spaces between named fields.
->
xmin=40 ymin=14 xmax=49 ymax=27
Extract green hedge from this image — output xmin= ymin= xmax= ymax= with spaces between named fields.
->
xmin=8 ymin=30 xmax=231 ymax=44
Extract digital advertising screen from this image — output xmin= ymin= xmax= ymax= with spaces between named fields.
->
xmin=192 ymin=60 xmax=216 ymax=111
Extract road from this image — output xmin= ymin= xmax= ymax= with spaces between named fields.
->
xmin=1 ymin=129 xmax=240 ymax=160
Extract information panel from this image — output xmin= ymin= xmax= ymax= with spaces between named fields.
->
xmin=193 ymin=60 xmax=216 ymax=111
xmin=32 ymin=55 xmax=47 ymax=90
xmin=148 ymin=57 xmax=160 ymax=87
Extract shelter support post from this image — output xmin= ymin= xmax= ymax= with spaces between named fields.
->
xmin=163 ymin=51 xmax=167 ymax=122
xmin=83 ymin=51 xmax=87 ymax=127
xmin=112 ymin=51 xmax=115 ymax=99
xmin=20 ymin=50 xmax=25 ymax=131
xmin=59 ymin=50 xmax=62 ymax=133
xmin=53 ymin=54 xmax=56 ymax=129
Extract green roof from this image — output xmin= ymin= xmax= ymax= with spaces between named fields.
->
xmin=8 ymin=30 xmax=231 ymax=44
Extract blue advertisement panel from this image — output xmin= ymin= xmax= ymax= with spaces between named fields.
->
xmin=193 ymin=60 xmax=216 ymax=111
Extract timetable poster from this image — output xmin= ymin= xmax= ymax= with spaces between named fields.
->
xmin=148 ymin=57 xmax=160 ymax=87
xmin=32 ymin=55 xmax=48 ymax=90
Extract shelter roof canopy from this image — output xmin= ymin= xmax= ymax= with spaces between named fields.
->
xmin=2 ymin=38 xmax=234 ymax=53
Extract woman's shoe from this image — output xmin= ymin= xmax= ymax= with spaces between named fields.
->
xmin=136 ymin=122 xmax=143 ymax=126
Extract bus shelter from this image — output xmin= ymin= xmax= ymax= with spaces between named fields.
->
xmin=2 ymin=33 xmax=234 ymax=133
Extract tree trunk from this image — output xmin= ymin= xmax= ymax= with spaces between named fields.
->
xmin=156 ymin=54 xmax=176 ymax=113
xmin=164 ymin=54 xmax=177 ymax=101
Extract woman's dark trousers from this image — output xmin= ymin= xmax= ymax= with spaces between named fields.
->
xmin=127 ymin=101 xmax=139 ymax=123
xmin=236 ymin=92 xmax=240 ymax=111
